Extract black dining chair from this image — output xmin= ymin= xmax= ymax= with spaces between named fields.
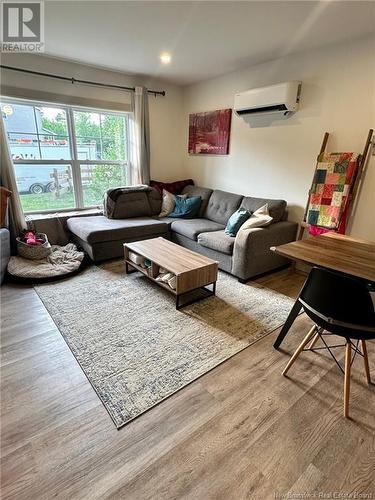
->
xmin=282 ymin=267 xmax=375 ymax=417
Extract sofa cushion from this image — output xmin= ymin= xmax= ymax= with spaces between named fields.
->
xmin=240 ymin=196 xmax=286 ymax=223
xmin=67 ymin=216 xmax=168 ymax=244
xmin=181 ymin=185 xmax=213 ymax=217
xmin=170 ymin=218 xmax=225 ymax=241
xmin=198 ymin=230 xmax=235 ymax=255
xmin=155 ymin=216 xmax=176 ymax=228
xmin=204 ymin=190 xmax=243 ymax=225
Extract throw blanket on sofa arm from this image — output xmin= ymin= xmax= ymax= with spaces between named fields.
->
xmin=103 ymin=185 xmax=151 ymax=219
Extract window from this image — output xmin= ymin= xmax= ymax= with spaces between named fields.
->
xmin=1 ymin=98 xmax=130 ymax=213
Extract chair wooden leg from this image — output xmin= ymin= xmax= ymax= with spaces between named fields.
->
xmin=361 ymin=340 xmax=371 ymax=384
xmin=308 ymin=331 xmax=320 ymax=350
xmin=344 ymin=342 xmax=352 ymax=418
xmin=282 ymin=325 xmax=317 ymax=376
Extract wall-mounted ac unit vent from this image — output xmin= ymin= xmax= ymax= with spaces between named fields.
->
xmin=234 ymin=81 xmax=302 ymax=117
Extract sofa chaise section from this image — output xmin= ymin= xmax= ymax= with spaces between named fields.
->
xmin=67 ymin=216 xmax=169 ymax=261
xmin=67 ymin=186 xmax=168 ymax=261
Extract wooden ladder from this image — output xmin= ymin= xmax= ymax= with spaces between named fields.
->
xmin=297 ymin=129 xmax=374 ymax=241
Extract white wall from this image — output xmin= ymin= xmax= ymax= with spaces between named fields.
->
xmin=182 ymin=37 xmax=375 ymax=240
xmin=2 ymin=39 xmax=374 ymax=240
xmin=0 ymin=53 xmax=185 ymax=181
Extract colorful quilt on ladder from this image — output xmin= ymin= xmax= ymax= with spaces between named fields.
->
xmin=306 ymin=152 xmax=359 ymax=230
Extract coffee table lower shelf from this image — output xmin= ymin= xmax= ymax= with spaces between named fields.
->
xmin=124 ymin=260 xmax=216 ymax=310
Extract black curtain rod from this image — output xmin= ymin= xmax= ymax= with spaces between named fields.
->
xmin=0 ymin=65 xmax=166 ymax=97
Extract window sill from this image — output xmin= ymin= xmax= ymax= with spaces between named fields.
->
xmin=26 ymin=207 xmax=103 ymax=222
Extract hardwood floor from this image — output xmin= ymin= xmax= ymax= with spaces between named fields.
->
xmin=1 ymin=269 xmax=374 ymax=500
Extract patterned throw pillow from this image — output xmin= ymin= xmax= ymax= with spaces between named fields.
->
xmin=239 ymin=204 xmax=273 ymax=231
xmin=158 ymin=190 xmax=175 ymax=217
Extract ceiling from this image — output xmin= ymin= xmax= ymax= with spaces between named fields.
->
xmin=43 ymin=1 xmax=375 ymax=86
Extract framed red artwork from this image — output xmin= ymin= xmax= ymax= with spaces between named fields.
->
xmin=188 ymin=108 xmax=232 ymax=155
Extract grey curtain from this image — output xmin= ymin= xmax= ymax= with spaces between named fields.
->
xmin=132 ymin=86 xmax=150 ymax=185
xmin=0 ymin=115 xmax=26 ymax=237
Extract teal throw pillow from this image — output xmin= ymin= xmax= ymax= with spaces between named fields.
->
xmin=169 ymin=196 xmax=202 ymax=219
xmin=225 ymin=208 xmax=252 ymax=236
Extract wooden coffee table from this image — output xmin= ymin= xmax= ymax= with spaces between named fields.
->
xmin=124 ymin=237 xmax=218 ymax=309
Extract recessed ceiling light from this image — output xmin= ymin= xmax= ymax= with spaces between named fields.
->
xmin=160 ymin=52 xmax=171 ymax=65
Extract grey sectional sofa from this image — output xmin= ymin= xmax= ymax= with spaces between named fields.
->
xmin=67 ymin=185 xmax=298 ymax=281
xmin=0 ymin=228 xmax=10 ymax=285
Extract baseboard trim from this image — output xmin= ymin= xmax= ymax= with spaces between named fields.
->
xmin=237 ymin=263 xmax=292 ymax=284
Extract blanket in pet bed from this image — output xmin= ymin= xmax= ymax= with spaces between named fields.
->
xmin=7 ymin=243 xmax=85 ymax=282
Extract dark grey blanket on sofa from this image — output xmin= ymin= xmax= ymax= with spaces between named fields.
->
xmin=103 ymin=185 xmax=152 ymax=219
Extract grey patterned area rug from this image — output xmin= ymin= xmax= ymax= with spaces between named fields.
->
xmin=34 ymin=262 xmax=294 ymax=428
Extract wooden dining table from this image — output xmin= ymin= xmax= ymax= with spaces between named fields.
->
xmin=271 ymin=232 xmax=375 ymax=349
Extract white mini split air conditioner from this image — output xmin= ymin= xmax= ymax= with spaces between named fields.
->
xmin=234 ymin=81 xmax=302 ymax=117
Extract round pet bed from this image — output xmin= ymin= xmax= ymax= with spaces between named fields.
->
xmin=7 ymin=243 xmax=87 ymax=283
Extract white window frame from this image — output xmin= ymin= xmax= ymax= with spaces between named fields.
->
xmin=1 ymin=96 xmax=131 ymax=214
